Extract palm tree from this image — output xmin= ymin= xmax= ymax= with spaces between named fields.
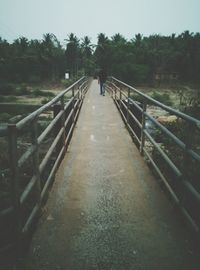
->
xmin=65 ymin=33 xmax=80 ymax=77
xmin=111 ymin=33 xmax=126 ymax=44
xmin=81 ymin=36 xmax=94 ymax=75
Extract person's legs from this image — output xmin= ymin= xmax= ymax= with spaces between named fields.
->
xmin=100 ymin=82 xmax=103 ymax=95
xmin=102 ymin=83 xmax=105 ymax=95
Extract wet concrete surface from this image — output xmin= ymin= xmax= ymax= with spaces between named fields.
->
xmin=26 ymin=80 xmax=199 ymax=270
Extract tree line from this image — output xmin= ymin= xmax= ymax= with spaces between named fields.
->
xmin=0 ymin=31 xmax=200 ymax=86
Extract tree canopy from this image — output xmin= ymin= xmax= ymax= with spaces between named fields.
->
xmin=0 ymin=31 xmax=200 ymax=85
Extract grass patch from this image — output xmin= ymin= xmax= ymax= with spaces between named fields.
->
xmin=31 ymin=89 xmax=55 ymax=97
xmin=0 ymin=96 xmax=17 ymax=102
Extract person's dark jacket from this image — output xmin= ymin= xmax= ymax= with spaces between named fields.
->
xmin=99 ymin=69 xmax=107 ymax=83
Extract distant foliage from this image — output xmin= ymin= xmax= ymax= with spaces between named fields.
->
xmin=0 ymin=31 xmax=200 ymax=87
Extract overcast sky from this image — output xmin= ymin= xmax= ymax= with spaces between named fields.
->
xmin=0 ymin=0 xmax=199 ymax=44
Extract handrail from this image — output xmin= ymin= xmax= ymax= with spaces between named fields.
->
xmin=107 ymin=77 xmax=200 ymax=235
xmin=16 ymin=77 xmax=85 ymax=130
xmin=0 ymin=76 xmax=90 ymax=268
xmin=112 ymin=77 xmax=200 ymax=128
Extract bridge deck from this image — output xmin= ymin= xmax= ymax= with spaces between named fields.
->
xmin=27 ymin=80 xmax=199 ymax=269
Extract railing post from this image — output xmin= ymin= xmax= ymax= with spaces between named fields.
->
xmin=60 ymin=96 xmax=66 ymax=150
xmin=72 ymin=86 xmax=75 ymax=123
xmin=182 ymin=122 xmax=193 ymax=182
xmin=31 ymin=119 xmax=41 ymax=201
xmin=119 ymin=87 xmax=122 ymax=110
xmin=127 ymin=88 xmax=130 ymax=124
xmin=81 ymin=84 xmax=84 ymax=100
xmin=8 ymin=124 xmax=21 ymax=265
xmin=53 ymin=103 xmax=62 ymax=156
xmin=140 ymin=100 xmax=147 ymax=155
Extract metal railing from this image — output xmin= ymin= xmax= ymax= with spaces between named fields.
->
xmin=107 ymin=77 xmax=200 ymax=235
xmin=0 ymin=76 xmax=90 ymax=268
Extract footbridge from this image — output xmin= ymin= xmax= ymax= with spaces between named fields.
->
xmin=0 ymin=77 xmax=200 ymax=269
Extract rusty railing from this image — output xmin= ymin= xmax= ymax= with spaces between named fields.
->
xmin=107 ymin=77 xmax=200 ymax=236
xmin=0 ymin=76 xmax=90 ymax=268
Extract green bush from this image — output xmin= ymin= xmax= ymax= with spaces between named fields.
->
xmin=0 ymin=113 xmax=11 ymax=122
xmin=32 ymin=89 xmax=55 ymax=97
xmin=150 ymin=92 xmax=173 ymax=106
xmin=131 ymin=93 xmax=144 ymax=104
xmin=61 ymin=78 xmax=77 ymax=88
xmin=41 ymin=98 xmax=51 ymax=104
xmin=15 ymin=85 xmax=29 ymax=95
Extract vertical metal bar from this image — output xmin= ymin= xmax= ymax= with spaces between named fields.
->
xmin=179 ymin=122 xmax=194 ymax=207
xmin=182 ymin=122 xmax=193 ymax=182
xmin=81 ymin=85 xmax=83 ymax=100
xmin=119 ymin=87 xmax=122 ymax=110
xmin=8 ymin=124 xmax=21 ymax=263
xmin=77 ymin=86 xmax=80 ymax=100
xmin=31 ymin=119 xmax=41 ymax=202
xmin=72 ymin=86 xmax=75 ymax=123
xmin=72 ymin=86 xmax=75 ymax=98
xmin=60 ymin=96 xmax=66 ymax=149
xmin=127 ymin=88 xmax=130 ymax=124
xmin=53 ymin=103 xmax=62 ymax=157
xmin=140 ymin=100 xmax=147 ymax=155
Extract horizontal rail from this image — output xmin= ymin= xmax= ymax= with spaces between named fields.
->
xmin=0 ymin=77 xmax=90 ymax=269
xmin=38 ymin=110 xmax=63 ymax=145
xmin=145 ymin=113 xmax=200 ymax=163
xmin=0 ymin=206 xmax=13 ymax=219
xmin=18 ymin=145 xmax=36 ymax=169
xmin=143 ymin=147 xmax=180 ymax=204
xmin=22 ymin=203 xmax=39 ymax=234
xmin=112 ymin=77 xmax=200 ymax=128
xmin=16 ymin=77 xmax=85 ymax=130
xmin=128 ymin=109 xmax=142 ymax=129
xmin=108 ymin=77 xmax=200 ymax=235
xmin=20 ymin=175 xmax=37 ymax=205
xmin=41 ymin=146 xmax=65 ymax=201
xmin=127 ymin=123 xmax=141 ymax=145
xmin=39 ymin=127 xmax=64 ymax=174
xmin=144 ymin=130 xmax=182 ymax=177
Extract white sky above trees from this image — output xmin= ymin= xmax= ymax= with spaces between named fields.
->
xmin=0 ymin=0 xmax=199 ymax=44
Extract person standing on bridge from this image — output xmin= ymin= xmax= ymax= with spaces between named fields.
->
xmin=98 ymin=68 xmax=107 ymax=96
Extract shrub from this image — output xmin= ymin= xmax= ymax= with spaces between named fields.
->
xmin=41 ymin=98 xmax=51 ymax=104
xmin=61 ymin=78 xmax=76 ymax=88
xmin=15 ymin=85 xmax=29 ymax=95
xmin=151 ymin=91 xmax=173 ymax=106
xmin=0 ymin=113 xmax=11 ymax=122
xmin=32 ymin=89 xmax=55 ymax=97
xmin=131 ymin=93 xmax=144 ymax=104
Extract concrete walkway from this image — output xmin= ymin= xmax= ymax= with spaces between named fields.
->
xmin=26 ymin=80 xmax=199 ymax=270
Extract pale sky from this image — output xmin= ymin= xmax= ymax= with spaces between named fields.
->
xmin=0 ymin=0 xmax=199 ymax=44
